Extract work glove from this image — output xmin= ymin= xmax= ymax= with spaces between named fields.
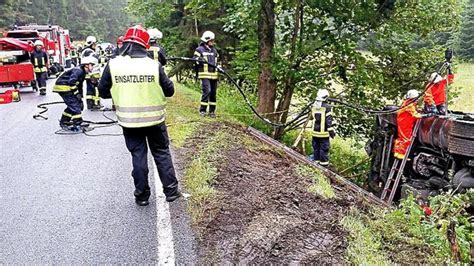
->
xmin=329 ymin=130 xmax=336 ymax=139
xmin=426 ymin=104 xmax=438 ymax=114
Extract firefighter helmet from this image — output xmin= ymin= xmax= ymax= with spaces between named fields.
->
xmin=81 ymin=56 xmax=98 ymax=66
xmin=316 ymin=89 xmax=330 ymax=101
xmin=405 ymin=89 xmax=420 ymax=99
xmin=123 ymin=25 xmax=150 ymax=49
xmin=86 ymin=36 xmax=97 ymax=45
xmin=117 ymin=36 xmax=124 ymax=45
xmin=429 ymin=72 xmax=442 ymax=84
xmin=34 ymin=40 xmax=44 ymax=47
xmin=147 ymin=28 xmax=163 ymax=41
xmin=201 ymin=31 xmax=215 ymax=42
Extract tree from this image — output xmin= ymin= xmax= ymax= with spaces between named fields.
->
xmin=458 ymin=0 xmax=474 ymax=60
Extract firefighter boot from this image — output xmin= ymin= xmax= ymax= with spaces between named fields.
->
xmin=39 ymin=88 xmax=46 ymax=96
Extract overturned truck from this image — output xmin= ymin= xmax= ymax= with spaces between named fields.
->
xmin=368 ymin=109 xmax=474 ymax=200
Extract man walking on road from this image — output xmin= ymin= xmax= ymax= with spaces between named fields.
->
xmin=98 ymin=25 xmax=181 ymax=206
xmin=30 ymin=40 xmax=49 ymax=95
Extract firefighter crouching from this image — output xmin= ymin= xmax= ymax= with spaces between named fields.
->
xmin=98 ymin=25 xmax=181 ymax=206
xmin=52 ymin=56 xmax=98 ymax=131
xmin=394 ymin=90 xmax=423 ymax=160
xmin=81 ymin=36 xmax=104 ymax=111
xmin=310 ymin=89 xmax=336 ymax=167
xmin=147 ymin=28 xmax=167 ymax=66
xmin=194 ymin=31 xmax=220 ymax=118
xmin=30 ymin=40 xmax=49 ymax=96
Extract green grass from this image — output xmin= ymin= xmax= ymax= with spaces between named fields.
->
xmin=451 ymin=62 xmax=474 ymax=113
xmin=296 ymin=164 xmax=335 ymax=199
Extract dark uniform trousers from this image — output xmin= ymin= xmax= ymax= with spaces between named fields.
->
xmin=312 ymin=137 xmax=330 ymax=164
xmin=35 ymin=72 xmax=47 ymax=90
xmin=122 ymin=123 xmax=179 ymax=200
xmin=200 ymin=79 xmax=218 ymax=113
xmin=58 ymin=91 xmax=84 ymax=125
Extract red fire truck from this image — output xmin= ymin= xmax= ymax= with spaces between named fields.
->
xmin=0 ymin=37 xmax=36 ymax=90
xmin=13 ymin=24 xmax=71 ymax=75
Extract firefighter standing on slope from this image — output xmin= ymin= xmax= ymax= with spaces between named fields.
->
xmin=310 ymin=89 xmax=336 ymax=167
xmin=146 ymin=28 xmax=167 ymax=66
xmin=394 ymin=90 xmax=423 ymax=160
xmin=98 ymin=25 xmax=181 ymax=206
xmin=52 ymin=56 xmax=98 ymax=130
xmin=30 ymin=40 xmax=49 ymax=96
xmin=81 ymin=36 xmax=104 ymax=110
xmin=194 ymin=31 xmax=220 ymax=117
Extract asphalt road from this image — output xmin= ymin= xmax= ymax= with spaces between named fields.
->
xmin=0 ymin=78 xmax=196 ymax=264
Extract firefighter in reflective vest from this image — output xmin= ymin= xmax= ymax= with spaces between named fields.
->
xmin=146 ymin=28 xmax=167 ymax=66
xmin=98 ymin=25 xmax=181 ymax=206
xmin=423 ymin=68 xmax=454 ymax=115
xmin=394 ymin=90 xmax=423 ymax=160
xmin=30 ymin=40 xmax=49 ymax=95
xmin=193 ymin=31 xmax=220 ymax=118
xmin=81 ymin=36 xmax=104 ymax=110
xmin=70 ymin=46 xmax=78 ymax=67
xmin=310 ymin=89 xmax=336 ymax=166
xmin=52 ymin=56 xmax=97 ymax=130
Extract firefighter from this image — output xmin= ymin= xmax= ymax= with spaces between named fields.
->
xmin=30 ymin=40 xmax=49 ymax=96
xmin=81 ymin=36 xmax=103 ymax=110
xmin=309 ymin=89 xmax=336 ymax=166
xmin=423 ymin=67 xmax=454 ymax=115
xmin=113 ymin=36 xmax=124 ymax=57
xmin=98 ymin=26 xmax=181 ymax=206
xmin=52 ymin=56 xmax=98 ymax=131
xmin=193 ymin=31 xmax=220 ymax=117
xmin=394 ymin=90 xmax=423 ymax=160
xmin=70 ymin=46 xmax=78 ymax=67
xmin=146 ymin=28 xmax=167 ymax=66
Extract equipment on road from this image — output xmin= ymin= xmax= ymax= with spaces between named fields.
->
xmin=0 ymin=89 xmax=21 ymax=104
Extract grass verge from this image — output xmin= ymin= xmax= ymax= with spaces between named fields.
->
xmin=296 ymin=164 xmax=335 ymax=199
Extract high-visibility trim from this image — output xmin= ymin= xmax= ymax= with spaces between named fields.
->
xmin=312 ymin=131 xmax=330 ymax=138
xmin=209 ymin=102 xmax=217 ymax=106
xmin=198 ymin=72 xmax=218 ymax=79
xmin=200 ymin=102 xmax=209 ymax=106
xmin=326 ymin=111 xmax=333 ymax=117
xmin=53 ymin=85 xmax=75 ymax=92
xmin=394 ymin=152 xmax=405 ymax=160
xmin=319 ymin=161 xmax=329 ymax=166
xmin=116 ymin=114 xmax=165 ymax=127
xmin=115 ymin=105 xmax=165 ymax=112
xmin=91 ymin=73 xmax=100 ymax=78
xmin=328 ymin=127 xmax=335 ymax=132
xmin=62 ymin=112 xmax=82 ymax=119
xmin=148 ymin=46 xmax=161 ymax=62
xmin=194 ymin=51 xmax=201 ymax=57
xmin=86 ymin=95 xmax=94 ymax=99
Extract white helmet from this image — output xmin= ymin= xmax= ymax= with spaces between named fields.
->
xmin=147 ymin=28 xmax=163 ymax=40
xmin=80 ymin=56 xmax=98 ymax=66
xmin=85 ymin=36 xmax=97 ymax=45
xmin=405 ymin=89 xmax=420 ymax=99
xmin=316 ymin=89 xmax=330 ymax=101
xmin=34 ymin=40 xmax=44 ymax=47
xmin=201 ymin=31 xmax=215 ymax=42
xmin=429 ymin=72 xmax=442 ymax=84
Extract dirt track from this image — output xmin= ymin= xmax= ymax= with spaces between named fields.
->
xmin=176 ymin=123 xmax=368 ymax=264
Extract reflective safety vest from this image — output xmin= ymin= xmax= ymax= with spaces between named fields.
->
xmin=311 ymin=102 xmax=334 ymax=138
xmin=148 ymin=46 xmax=161 ymax=62
xmin=109 ymin=56 xmax=166 ymax=128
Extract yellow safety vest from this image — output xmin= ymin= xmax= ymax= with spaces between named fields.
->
xmin=148 ymin=46 xmax=161 ymax=62
xmin=109 ymin=56 xmax=166 ymax=128
xmin=311 ymin=106 xmax=334 ymax=138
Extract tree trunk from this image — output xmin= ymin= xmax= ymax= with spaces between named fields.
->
xmin=256 ymin=0 xmax=277 ymax=118
xmin=273 ymin=0 xmax=302 ymax=139
xmin=448 ymin=221 xmax=461 ymax=262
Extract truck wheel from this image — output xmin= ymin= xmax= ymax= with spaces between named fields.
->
xmin=448 ymin=136 xmax=474 ymax=157
xmin=449 ymin=120 xmax=474 ymax=140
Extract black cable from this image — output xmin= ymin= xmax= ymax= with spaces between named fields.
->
xmin=33 ymin=101 xmax=117 ymax=124
xmin=168 ymin=56 xmax=313 ymax=128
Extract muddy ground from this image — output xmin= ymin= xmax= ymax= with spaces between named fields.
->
xmin=175 ymin=123 xmax=369 ymax=264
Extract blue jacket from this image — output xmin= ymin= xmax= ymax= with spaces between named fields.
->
xmin=193 ymin=43 xmax=219 ymax=80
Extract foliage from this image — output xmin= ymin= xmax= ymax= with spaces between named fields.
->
xmin=458 ymin=0 xmax=474 ymax=60
xmin=296 ymin=164 xmax=335 ymax=199
xmin=451 ymin=62 xmax=474 ymax=112
xmin=342 ymin=191 xmax=474 ymax=264
xmin=0 ymin=0 xmax=133 ymax=43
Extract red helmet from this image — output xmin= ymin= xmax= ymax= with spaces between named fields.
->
xmin=123 ymin=25 xmax=150 ymax=49
xmin=117 ymin=36 xmax=124 ymax=45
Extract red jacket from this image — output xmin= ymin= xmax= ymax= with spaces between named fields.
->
xmin=423 ymin=74 xmax=454 ymax=106
xmin=394 ymin=99 xmax=422 ymax=159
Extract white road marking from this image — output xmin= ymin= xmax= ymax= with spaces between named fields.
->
xmin=153 ymin=163 xmax=176 ymax=265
